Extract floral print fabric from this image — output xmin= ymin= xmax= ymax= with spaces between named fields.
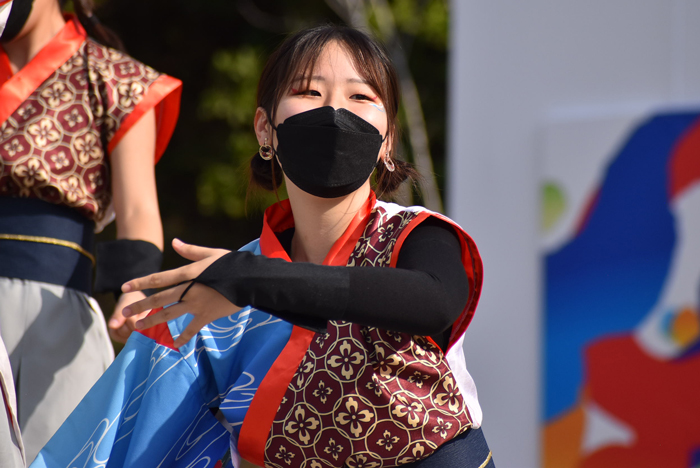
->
xmin=0 ymin=39 xmax=163 ymax=222
xmin=264 ymin=206 xmax=473 ymax=468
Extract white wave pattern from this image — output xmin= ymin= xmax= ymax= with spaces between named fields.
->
xmin=33 ymin=239 xmax=295 ymax=468
xmin=64 ymin=345 xmax=191 ymax=468
xmin=45 ymin=311 xmax=288 ymax=467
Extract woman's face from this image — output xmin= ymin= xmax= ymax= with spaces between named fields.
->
xmin=273 ymin=41 xmax=390 ymax=144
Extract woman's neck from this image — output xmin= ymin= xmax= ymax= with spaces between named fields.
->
xmin=287 ymin=183 xmax=371 ymax=265
xmin=3 ymin=7 xmax=66 ymax=74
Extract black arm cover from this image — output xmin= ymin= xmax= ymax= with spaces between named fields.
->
xmin=194 ymin=253 xmax=346 ymax=333
xmin=193 ymin=218 xmax=469 ymax=344
xmin=94 ymin=239 xmax=163 ymax=298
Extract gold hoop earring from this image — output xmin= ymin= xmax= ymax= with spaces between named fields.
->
xmin=384 ymin=153 xmax=395 ymax=172
xmin=259 ymin=138 xmax=273 ymax=160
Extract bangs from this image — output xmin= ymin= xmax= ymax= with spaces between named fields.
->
xmin=264 ymin=27 xmax=398 ymax=126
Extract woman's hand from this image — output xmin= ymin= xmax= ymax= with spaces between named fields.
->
xmin=121 ymin=238 xmax=239 ymax=348
xmin=108 ymin=291 xmax=150 ymax=343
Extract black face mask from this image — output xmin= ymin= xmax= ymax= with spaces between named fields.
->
xmin=273 ymin=106 xmax=385 ymax=199
xmin=1 ymin=0 xmax=33 ymax=42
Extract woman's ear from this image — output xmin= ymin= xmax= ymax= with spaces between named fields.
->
xmin=381 ymin=130 xmax=393 ymax=159
xmin=254 ymin=107 xmax=271 ymax=145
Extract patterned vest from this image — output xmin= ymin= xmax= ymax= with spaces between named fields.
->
xmin=263 ymin=203 xmax=475 ymax=468
xmin=0 ymin=16 xmax=181 ymax=226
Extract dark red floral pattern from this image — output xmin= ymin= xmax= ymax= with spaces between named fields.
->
xmin=264 ymin=206 xmax=473 ymax=467
xmin=0 ymin=39 xmax=164 ymax=222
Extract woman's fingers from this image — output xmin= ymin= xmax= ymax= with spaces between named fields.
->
xmin=109 ymin=325 xmax=132 ymax=344
xmin=173 ymin=316 xmax=209 ymax=348
xmin=109 ymin=291 xmax=147 ymax=343
xmin=121 ymin=241 xmax=230 ymax=296
xmin=134 ymin=300 xmax=190 ymax=331
xmin=122 ymin=283 xmax=186 ymax=317
xmin=125 ymin=281 xmax=243 ymax=349
xmin=122 ymin=264 xmax=195 ymax=294
xmin=172 ymin=238 xmax=228 ymax=263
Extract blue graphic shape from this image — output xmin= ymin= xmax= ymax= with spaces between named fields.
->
xmin=544 ymin=112 xmax=700 ymax=420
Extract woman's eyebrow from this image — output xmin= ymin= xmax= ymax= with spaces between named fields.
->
xmin=347 ymin=78 xmax=369 ymax=84
xmin=290 ymin=76 xmax=370 ymax=84
xmin=291 ymin=75 xmax=325 ymax=83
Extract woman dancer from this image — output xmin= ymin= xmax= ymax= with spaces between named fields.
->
xmin=0 ymin=0 xmax=181 ymax=462
xmin=32 ymin=25 xmax=491 ymax=468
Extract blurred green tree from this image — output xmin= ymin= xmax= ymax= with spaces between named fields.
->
xmin=197 ymin=46 xmax=268 ymax=218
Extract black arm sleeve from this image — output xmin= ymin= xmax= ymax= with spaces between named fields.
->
xmin=194 ymin=217 xmax=469 ymax=345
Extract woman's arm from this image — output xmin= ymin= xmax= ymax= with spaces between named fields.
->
xmin=107 ymin=108 xmax=164 ymax=343
xmin=123 ymin=218 xmax=469 ymax=349
xmin=192 ymin=217 xmax=468 ymax=345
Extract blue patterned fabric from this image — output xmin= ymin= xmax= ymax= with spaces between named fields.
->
xmin=31 ymin=240 xmax=294 ymax=468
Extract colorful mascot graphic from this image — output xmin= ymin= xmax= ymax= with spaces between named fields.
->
xmin=543 ymin=111 xmax=700 ymax=468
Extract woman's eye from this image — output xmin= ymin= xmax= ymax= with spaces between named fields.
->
xmin=291 ymin=88 xmax=321 ymax=97
xmin=351 ymin=94 xmax=376 ymax=101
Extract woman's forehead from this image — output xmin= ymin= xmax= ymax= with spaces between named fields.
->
xmin=298 ymin=42 xmax=355 ymax=72
xmin=290 ymin=42 xmax=375 ymax=86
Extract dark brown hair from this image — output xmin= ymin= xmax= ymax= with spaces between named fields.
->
xmin=250 ymin=24 xmax=418 ymax=196
xmin=62 ymin=0 xmax=125 ymax=51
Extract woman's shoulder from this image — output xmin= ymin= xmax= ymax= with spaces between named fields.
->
xmin=84 ymin=38 xmax=162 ymax=84
xmin=373 ymin=199 xmax=467 ymax=237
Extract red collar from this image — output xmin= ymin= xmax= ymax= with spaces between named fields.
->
xmin=0 ymin=14 xmax=85 ymax=123
xmin=260 ymin=192 xmax=376 ymax=266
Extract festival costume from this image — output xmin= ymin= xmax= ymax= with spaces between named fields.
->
xmin=0 ymin=15 xmax=181 ymax=462
xmin=31 ymin=193 xmax=488 ymax=468
xmin=0 ymin=3 xmax=25 ymax=466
